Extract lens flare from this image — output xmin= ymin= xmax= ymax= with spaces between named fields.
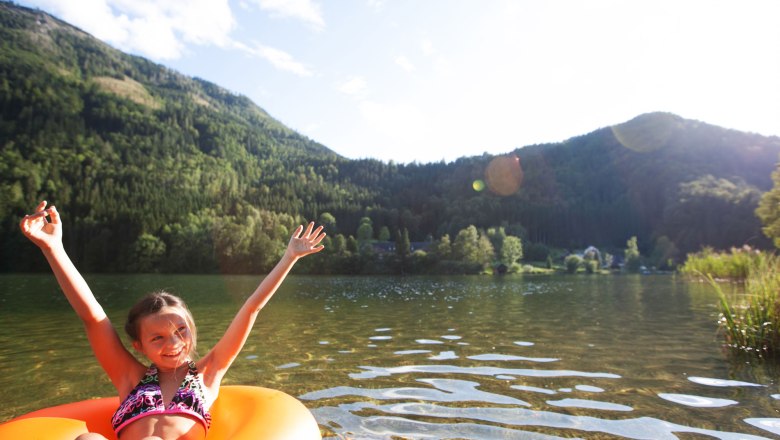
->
xmin=485 ymin=155 xmax=523 ymax=196
xmin=611 ymin=113 xmax=678 ymax=153
xmin=472 ymin=179 xmax=486 ymax=192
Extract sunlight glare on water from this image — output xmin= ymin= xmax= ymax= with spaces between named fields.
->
xmin=1 ymin=274 xmax=779 ymax=439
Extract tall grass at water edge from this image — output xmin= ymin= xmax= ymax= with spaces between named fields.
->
xmin=683 ymin=248 xmax=780 ymax=358
xmin=680 ymin=246 xmax=764 ymax=279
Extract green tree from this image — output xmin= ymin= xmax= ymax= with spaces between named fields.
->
xmin=378 ymin=226 xmax=391 ymax=242
xmin=625 ymin=236 xmax=641 ymax=273
xmin=130 ymin=233 xmax=166 ymax=273
xmin=499 ymin=235 xmax=523 ymax=265
xmin=318 ymin=212 xmax=337 ymax=234
xmin=452 ymin=225 xmax=480 ymax=263
xmin=431 ymin=234 xmax=452 ymax=260
xmin=757 ymin=164 xmax=780 ymax=248
xmin=564 ymin=254 xmax=582 ymax=273
xmin=346 ymin=235 xmax=359 ymax=254
xmin=487 ymin=226 xmax=506 ymax=255
xmin=396 ymin=228 xmax=410 ymax=258
xmin=357 ymin=217 xmax=373 ymax=242
xmin=453 ymin=225 xmax=494 ymax=266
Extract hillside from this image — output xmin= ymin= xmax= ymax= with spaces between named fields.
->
xmin=2 ymin=2 xmax=779 ymax=274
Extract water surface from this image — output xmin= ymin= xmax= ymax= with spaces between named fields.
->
xmin=1 ymin=274 xmax=778 ymax=439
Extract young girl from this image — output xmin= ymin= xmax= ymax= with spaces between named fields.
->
xmin=20 ymin=201 xmax=325 ymax=440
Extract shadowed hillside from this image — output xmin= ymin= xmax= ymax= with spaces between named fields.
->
xmin=2 ymin=2 xmax=778 ymax=273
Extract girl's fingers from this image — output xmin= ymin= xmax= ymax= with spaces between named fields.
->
xmin=35 ymin=200 xmax=47 ymax=213
xmin=312 ymin=231 xmax=326 ymax=246
xmin=48 ymin=206 xmax=60 ymax=224
xmin=303 ymin=222 xmax=315 ymax=237
xmin=291 ymin=224 xmax=304 ymax=239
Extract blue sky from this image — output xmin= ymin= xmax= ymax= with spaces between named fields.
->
xmin=17 ymin=0 xmax=780 ymax=163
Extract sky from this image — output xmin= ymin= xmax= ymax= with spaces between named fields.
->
xmin=16 ymin=0 xmax=780 ymax=164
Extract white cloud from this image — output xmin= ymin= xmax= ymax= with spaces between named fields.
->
xmin=337 ymin=76 xmax=368 ymax=97
xmin=255 ymin=0 xmax=324 ymax=30
xmin=366 ymin=0 xmax=385 ymax=12
xmin=26 ymin=0 xmax=235 ymax=59
xmin=235 ymin=41 xmax=313 ymax=77
xmin=395 ymin=55 xmax=416 ymax=73
xmin=420 ymin=39 xmax=434 ymax=56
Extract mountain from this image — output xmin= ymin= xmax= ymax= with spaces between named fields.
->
xmin=2 ymin=2 xmax=779 ymax=273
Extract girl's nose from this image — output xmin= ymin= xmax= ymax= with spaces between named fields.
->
xmin=167 ymin=333 xmax=182 ymax=346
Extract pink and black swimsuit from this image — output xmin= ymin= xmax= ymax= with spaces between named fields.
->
xmin=111 ymin=361 xmax=212 ymax=436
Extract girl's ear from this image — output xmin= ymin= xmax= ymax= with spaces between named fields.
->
xmin=132 ymin=340 xmax=143 ymax=353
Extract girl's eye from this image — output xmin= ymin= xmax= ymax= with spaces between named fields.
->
xmin=151 ymin=336 xmax=162 ymax=342
xmin=177 ymin=326 xmax=187 ymax=333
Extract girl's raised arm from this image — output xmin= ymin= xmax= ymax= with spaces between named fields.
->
xmin=202 ymin=222 xmax=325 ymax=382
xmin=20 ymin=202 xmax=142 ymax=392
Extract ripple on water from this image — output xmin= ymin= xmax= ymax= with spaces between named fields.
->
xmin=313 ymin=405 xmax=571 ymax=440
xmin=429 ymin=351 xmax=458 ymax=360
xmin=394 ymin=349 xmax=431 ymax=355
xmin=300 ymin=378 xmax=530 ymax=406
xmin=514 ymin=341 xmax=535 ymax=346
xmin=349 ymin=364 xmax=622 ymax=380
xmin=744 ymin=418 xmax=780 ymax=437
xmin=416 ymin=339 xmax=444 ymax=344
xmin=312 ymin=401 xmax=771 ymax=440
xmin=276 ymin=362 xmax=299 ymax=369
xmin=546 ymin=398 xmax=633 ymax=412
xmin=688 ymin=376 xmax=764 ymax=387
xmin=658 ymin=393 xmax=738 ymax=408
xmin=575 ymin=385 xmax=604 ymax=393
xmin=511 ymin=384 xmax=557 ymax=395
xmin=468 ymin=353 xmax=559 ymax=363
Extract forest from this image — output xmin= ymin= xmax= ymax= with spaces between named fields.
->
xmin=2 ymin=2 xmax=779 ymax=275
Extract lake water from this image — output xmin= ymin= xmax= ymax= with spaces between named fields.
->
xmin=1 ymin=274 xmax=779 ymax=439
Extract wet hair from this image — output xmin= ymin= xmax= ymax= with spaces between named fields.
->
xmin=125 ymin=291 xmax=198 ymax=357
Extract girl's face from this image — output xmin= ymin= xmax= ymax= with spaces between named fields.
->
xmin=132 ymin=306 xmax=193 ymax=370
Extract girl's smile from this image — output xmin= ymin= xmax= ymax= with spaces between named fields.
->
xmin=133 ymin=307 xmax=193 ymax=369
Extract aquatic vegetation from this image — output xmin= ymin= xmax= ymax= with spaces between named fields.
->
xmin=706 ymin=251 xmax=780 ymax=358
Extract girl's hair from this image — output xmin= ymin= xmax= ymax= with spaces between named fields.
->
xmin=125 ymin=291 xmax=198 ymax=357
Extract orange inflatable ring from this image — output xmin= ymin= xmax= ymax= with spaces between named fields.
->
xmin=0 ymin=385 xmax=321 ymax=440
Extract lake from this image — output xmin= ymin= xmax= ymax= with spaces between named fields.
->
xmin=0 ymin=273 xmax=778 ymax=439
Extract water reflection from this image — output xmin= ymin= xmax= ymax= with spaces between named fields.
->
xmin=349 ymin=364 xmax=621 ymax=380
xmin=2 ymin=274 xmax=778 ymax=439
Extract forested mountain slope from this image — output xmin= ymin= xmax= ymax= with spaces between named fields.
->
xmin=2 ymin=2 xmax=778 ymax=273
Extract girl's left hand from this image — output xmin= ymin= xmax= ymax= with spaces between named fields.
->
xmin=286 ymin=222 xmax=325 ymax=259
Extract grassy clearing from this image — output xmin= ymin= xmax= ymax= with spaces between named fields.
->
xmin=92 ymin=76 xmax=160 ymax=109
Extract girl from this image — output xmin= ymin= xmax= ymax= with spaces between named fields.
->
xmin=19 ymin=201 xmax=326 ymax=440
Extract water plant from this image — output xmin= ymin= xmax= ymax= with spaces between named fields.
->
xmin=708 ymin=251 xmax=780 ymax=358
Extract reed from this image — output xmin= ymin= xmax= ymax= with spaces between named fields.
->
xmin=709 ymin=252 xmax=780 ymax=358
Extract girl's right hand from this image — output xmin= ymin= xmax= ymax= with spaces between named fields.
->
xmin=19 ymin=201 xmax=63 ymax=251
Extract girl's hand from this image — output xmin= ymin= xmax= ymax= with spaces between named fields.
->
xmin=285 ymin=222 xmax=325 ymax=259
xmin=19 ymin=201 xmax=63 ymax=251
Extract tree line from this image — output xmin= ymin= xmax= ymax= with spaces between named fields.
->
xmin=1 ymin=2 xmax=778 ymax=274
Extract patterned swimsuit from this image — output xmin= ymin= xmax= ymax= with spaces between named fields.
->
xmin=111 ymin=361 xmax=212 ymax=436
